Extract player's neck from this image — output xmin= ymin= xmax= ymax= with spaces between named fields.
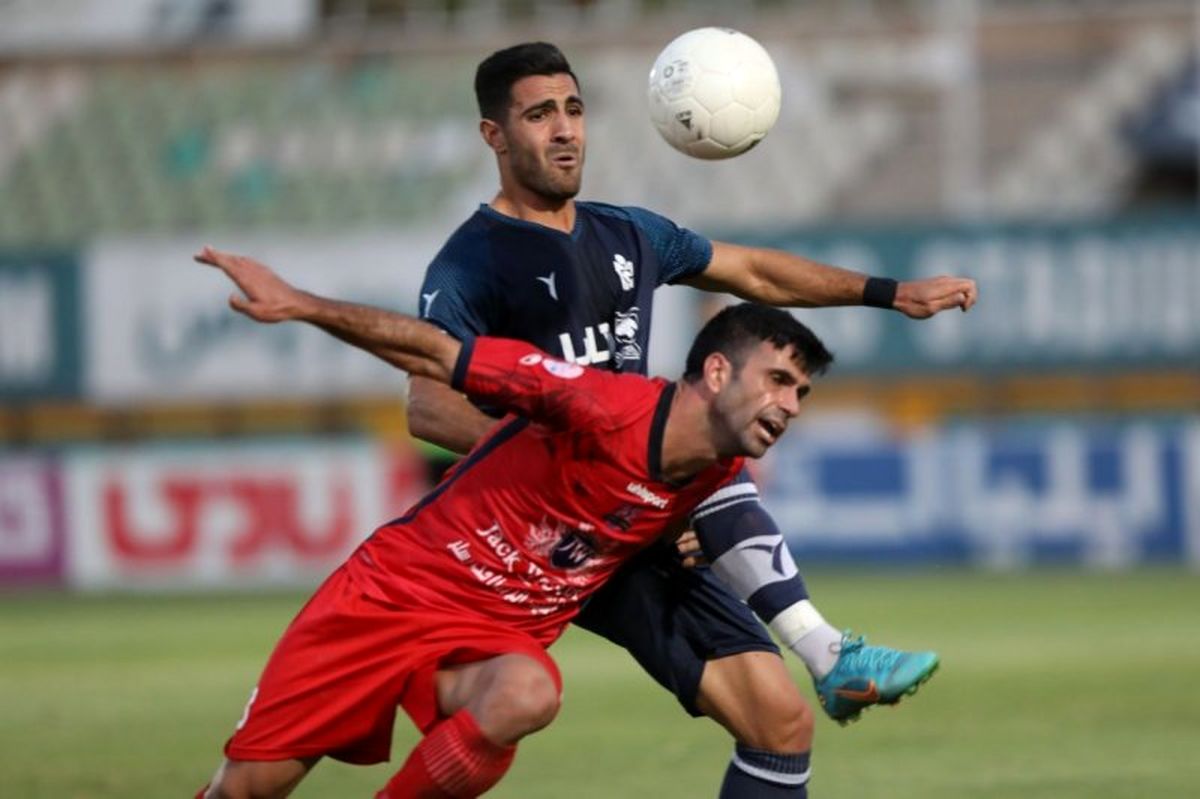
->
xmin=658 ymin=381 xmax=724 ymax=482
xmin=489 ymin=190 xmax=576 ymax=234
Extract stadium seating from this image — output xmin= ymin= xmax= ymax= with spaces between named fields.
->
xmin=0 ymin=3 xmax=1195 ymax=244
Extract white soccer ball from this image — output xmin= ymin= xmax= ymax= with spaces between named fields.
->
xmin=648 ymin=27 xmax=782 ymax=160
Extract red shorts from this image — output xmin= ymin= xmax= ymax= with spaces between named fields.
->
xmin=224 ymin=565 xmax=561 ymax=765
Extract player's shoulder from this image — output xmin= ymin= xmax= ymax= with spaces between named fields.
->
xmin=578 ymin=369 xmax=669 ymax=429
xmin=578 ymin=201 xmax=674 ymax=229
xmin=426 ymin=209 xmax=499 ymax=275
xmin=434 ymin=207 xmax=492 ymax=252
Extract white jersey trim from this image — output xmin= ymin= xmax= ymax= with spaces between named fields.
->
xmin=731 ymin=754 xmax=812 ymax=786
xmin=710 ymin=533 xmax=798 ymax=600
xmin=690 ymin=482 xmax=758 ymax=521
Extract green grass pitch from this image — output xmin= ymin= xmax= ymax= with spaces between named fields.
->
xmin=2 ymin=569 xmax=1198 ymax=798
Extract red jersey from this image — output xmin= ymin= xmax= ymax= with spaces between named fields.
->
xmin=345 ymin=336 xmax=743 ymax=646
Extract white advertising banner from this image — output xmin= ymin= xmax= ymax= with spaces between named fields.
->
xmin=83 ymin=233 xmax=698 ymax=403
xmin=64 ymin=438 xmax=428 ymax=589
xmin=85 ymin=233 xmax=439 ymax=403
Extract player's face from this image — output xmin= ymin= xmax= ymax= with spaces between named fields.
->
xmin=712 ymin=341 xmax=811 ymax=458
xmin=500 ymin=73 xmax=586 ymax=202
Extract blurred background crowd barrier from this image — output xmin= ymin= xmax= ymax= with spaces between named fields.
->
xmin=2 ymin=0 xmax=1198 ymax=590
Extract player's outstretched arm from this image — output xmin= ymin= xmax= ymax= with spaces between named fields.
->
xmin=193 ymin=246 xmax=460 ymax=383
xmin=407 ymin=376 xmax=497 ymax=455
xmin=686 ymin=241 xmax=978 ymax=319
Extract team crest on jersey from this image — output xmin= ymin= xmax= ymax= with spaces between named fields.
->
xmin=612 ymin=254 xmax=635 ymax=291
xmin=542 ymin=358 xmax=584 ymax=379
xmin=524 ymin=517 xmax=563 ymax=556
xmin=612 ymin=308 xmax=642 ymax=367
xmin=524 ymin=517 xmax=598 ymax=570
xmin=550 ymin=531 xmax=598 ymax=570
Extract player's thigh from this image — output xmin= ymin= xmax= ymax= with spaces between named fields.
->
xmin=575 ymin=550 xmax=778 ymax=712
xmin=696 ymin=651 xmax=813 ymax=753
xmin=435 ymin=653 xmax=562 ymax=744
xmin=205 ymin=755 xmax=319 ymax=799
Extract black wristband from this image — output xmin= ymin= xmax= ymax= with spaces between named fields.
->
xmin=863 ymin=277 xmax=898 ymax=309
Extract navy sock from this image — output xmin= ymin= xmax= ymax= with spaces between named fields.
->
xmin=718 ymin=745 xmax=811 ymax=798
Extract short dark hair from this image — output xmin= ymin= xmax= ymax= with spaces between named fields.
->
xmin=475 ymin=42 xmax=578 ymax=122
xmin=683 ymin=303 xmax=834 ymax=381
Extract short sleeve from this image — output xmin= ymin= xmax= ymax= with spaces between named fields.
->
xmin=418 ymin=251 xmax=495 ymax=341
xmin=622 ymin=206 xmax=713 ymax=285
xmin=452 ymin=337 xmax=641 ymax=432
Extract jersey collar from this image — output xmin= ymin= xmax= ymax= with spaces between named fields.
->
xmin=477 ymin=203 xmax=584 ymax=240
xmin=648 ymin=382 xmax=689 ymax=487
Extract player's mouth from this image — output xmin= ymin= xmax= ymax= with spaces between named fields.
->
xmin=756 ymin=416 xmax=786 ymax=445
xmin=549 ymin=150 xmax=579 ymax=168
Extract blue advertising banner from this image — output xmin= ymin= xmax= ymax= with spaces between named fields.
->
xmin=761 ymin=418 xmax=1199 ymax=567
xmin=743 ymin=212 xmax=1200 ymax=374
xmin=0 ymin=251 xmax=81 ymax=400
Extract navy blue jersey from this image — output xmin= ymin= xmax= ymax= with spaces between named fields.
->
xmin=419 ymin=201 xmax=712 ymax=376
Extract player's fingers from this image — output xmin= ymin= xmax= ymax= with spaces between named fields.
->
xmin=936 ymin=280 xmax=976 ymax=311
xmin=962 ymin=282 xmax=979 ymax=311
xmin=675 ymin=531 xmax=701 ymax=554
xmin=193 ymin=245 xmax=219 ymax=266
xmin=196 ymin=246 xmax=241 ymax=275
xmin=229 ymin=293 xmax=255 ymax=316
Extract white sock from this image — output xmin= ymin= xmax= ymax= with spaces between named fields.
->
xmin=767 ymin=600 xmax=844 ymax=680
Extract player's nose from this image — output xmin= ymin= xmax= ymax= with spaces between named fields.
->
xmin=551 ymin=116 xmax=577 ymax=141
xmin=780 ymin=390 xmax=801 ymax=417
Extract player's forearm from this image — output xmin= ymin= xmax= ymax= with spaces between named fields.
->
xmin=407 ymin=376 xmax=497 ymax=455
xmin=690 ymin=242 xmax=874 ymax=309
xmin=297 ymin=294 xmax=460 ymax=383
xmin=690 ymin=482 xmax=815 ymax=632
xmin=196 ymin=246 xmax=463 ymax=381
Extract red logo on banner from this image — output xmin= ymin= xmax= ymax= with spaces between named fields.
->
xmin=103 ymin=473 xmax=356 ymax=566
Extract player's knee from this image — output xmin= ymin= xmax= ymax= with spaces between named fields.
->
xmin=478 ymin=662 xmax=561 ymax=740
xmin=747 ymin=694 xmax=814 ymax=753
xmin=206 ymin=776 xmax=272 ymax=799
xmin=500 ymin=667 xmax=561 ymax=732
xmin=204 ymin=759 xmax=299 ymax=799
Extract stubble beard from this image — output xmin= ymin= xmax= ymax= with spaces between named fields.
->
xmin=512 ymin=146 xmax=583 ymax=204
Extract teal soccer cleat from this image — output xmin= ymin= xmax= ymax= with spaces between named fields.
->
xmin=814 ymin=632 xmax=940 ymax=724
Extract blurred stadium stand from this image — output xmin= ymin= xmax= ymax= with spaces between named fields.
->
xmin=1 ymin=0 xmax=1198 ymax=244
xmin=2 ymin=0 xmax=1198 ymax=581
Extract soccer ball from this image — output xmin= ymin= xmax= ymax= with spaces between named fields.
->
xmin=648 ymin=28 xmax=781 ymax=160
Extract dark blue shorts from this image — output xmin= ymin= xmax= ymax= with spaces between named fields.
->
xmin=573 ymin=541 xmax=779 ymax=716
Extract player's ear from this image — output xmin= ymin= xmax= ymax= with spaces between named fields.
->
xmin=480 ymin=118 xmax=508 ymax=154
xmin=702 ymin=352 xmax=733 ymax=393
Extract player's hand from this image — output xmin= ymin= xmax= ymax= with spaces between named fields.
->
xmin=893 ymin=276 xmax=978 ymax=319
xmin=193 ymin=246 xmax=309 ymax=323
xmin=675 ymin=530 xmax=708 ymax=569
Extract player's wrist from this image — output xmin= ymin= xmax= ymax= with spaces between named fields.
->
xmin=862 ymin=277 xmax=898 ymax=310
xmin=294 ymin=290 xmax=335 ymax=322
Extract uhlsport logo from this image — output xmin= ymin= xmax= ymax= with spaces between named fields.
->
xmin=626 ymin=481 xmax=669 ymax=509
